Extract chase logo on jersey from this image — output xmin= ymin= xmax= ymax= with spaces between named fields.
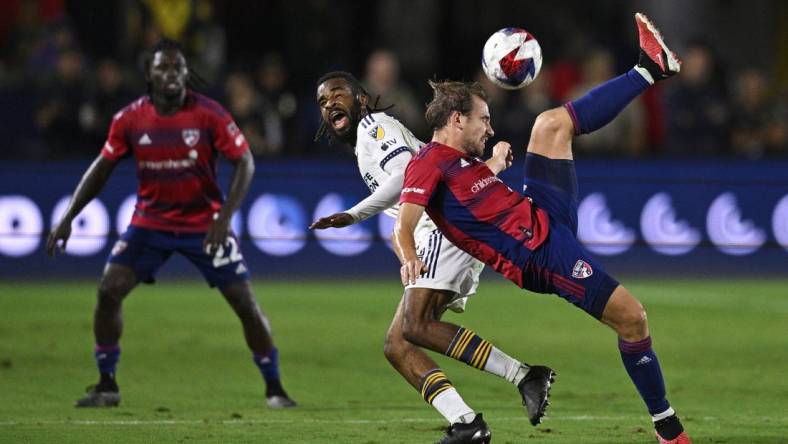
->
xmin=572 ymin=260 xmax=593 ymax=279
xmin=368 ymin=125 xmax=385 ymax=141
xmin=182 ymin=129 xmax=200 ymax=147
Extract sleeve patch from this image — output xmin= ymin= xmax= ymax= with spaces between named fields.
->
xmin=368 ymin=124 xmax=385 ymax=140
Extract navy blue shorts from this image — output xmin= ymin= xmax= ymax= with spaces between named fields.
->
xmin=108 ymin=226 xmax=251 ymax=288
xmin=521 ymin=153 xmax=619 ymax=319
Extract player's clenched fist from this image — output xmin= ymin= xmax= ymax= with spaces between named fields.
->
xmin=490 ymin=141 xmax=513 ymax=172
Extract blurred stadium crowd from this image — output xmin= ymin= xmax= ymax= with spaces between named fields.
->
xmin=1 ymin=0 xmax=786 ymax=161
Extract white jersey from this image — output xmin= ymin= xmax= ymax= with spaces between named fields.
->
xmin=345 ymin=112 xmax=427 ymax=223
xmin=344 ymin=112 xmax=484 ymax=304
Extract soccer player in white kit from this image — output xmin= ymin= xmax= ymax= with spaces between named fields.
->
xmin=311 ymin=72 xmax=553 ymax=443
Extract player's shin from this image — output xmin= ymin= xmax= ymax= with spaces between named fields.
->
xmin=253 ymin=348 xmax=283 ymax=394
xmin=95 ymin=343 xmax=120 ymax=386
xmin=618 ymin=337 xmax=669 ymax=413
xmin=564 ymin=68 xmax=651 ymax=135
xmin=445 ymin=327 xmax=527 ymax=384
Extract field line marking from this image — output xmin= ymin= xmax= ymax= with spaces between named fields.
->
xmin=1 ymin=415 xmax=785 ymax=427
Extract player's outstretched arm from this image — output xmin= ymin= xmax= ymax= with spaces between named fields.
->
xmin=205 ymin=150 xmax=254 ymax=255
xmin=309 ymin=171 xmax=406 ymax=230
xmin=46 ymin=155 xmax=118 ymax=257
xmin=485 ymin=141 xmax=513 ymax=175
xmin=309 ymin=212 xmax=354 ymax=230
xmin=393 ymin=202 xmax=428 ymax=285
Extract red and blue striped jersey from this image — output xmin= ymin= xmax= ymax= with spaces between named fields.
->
xmin=400 ymin=142 xmax=549 ymax=287
xmin=101 ymin=91 xmax=249 ymax=232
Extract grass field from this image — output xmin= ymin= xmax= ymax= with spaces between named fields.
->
xmin=1 ymin=278 xmax=786 ymax=443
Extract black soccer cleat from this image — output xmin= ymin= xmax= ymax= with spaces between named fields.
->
xmin=265 ymin=383 xmax=297 ymax=408
xmin=266 ymin=394 xmax=297 ymax=408
xmin=635 ymin=12 xmax=681 ymax=82
xmin=517 ymin=365 xmax=555 ymax=426
xmin=436 ymin=413 xmax=491 ymax=444
xmin=75 ymin=381 xmax=121 ymax=408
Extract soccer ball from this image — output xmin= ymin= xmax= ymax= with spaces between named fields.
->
xmin=481 ymin=28 xmax=542 ymax=90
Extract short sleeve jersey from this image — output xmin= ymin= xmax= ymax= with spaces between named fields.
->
xmin=400 ymin=142 xmax=550 ymax=287
xmin=355 ymin=112 xmax=424 ymax=218
xmin=101 ymin=91 xmax=248 ymax=232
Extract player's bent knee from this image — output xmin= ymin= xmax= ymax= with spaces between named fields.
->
xmin=97 ymin=274 xmax=135 ymax=305
xmin=616 ymin=303 xmax=648 ymax=340
xmin=383 ymin=331 xmax=406 ymax=363
xmin=528 ymin=108 xmax=574 ymax=159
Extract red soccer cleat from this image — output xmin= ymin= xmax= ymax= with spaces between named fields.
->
xmin=635 ymin=12 xmax=681 ymax=81
xmin=655 ymin=430 xmax=693 ymax=444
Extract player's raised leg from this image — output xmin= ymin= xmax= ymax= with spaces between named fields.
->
xmin=525 ymin=12 xmax=690 ymax=443
xmin=527 ymin=11 xmax=680 ymax=162
xmin=75 ymin=263 xmax=138 ymax=407
xmin=220 ymin=281 xmax=296 ymax=408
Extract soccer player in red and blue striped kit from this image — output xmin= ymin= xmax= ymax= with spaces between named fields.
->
xmin=395 ymin=14 xmax=691 ymax=444
xmin=46 ymin=39 xmax=295 ymax=409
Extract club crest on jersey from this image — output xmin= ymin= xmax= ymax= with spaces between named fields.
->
xmin=572 ymin=260 xmax=593 ymax=279
xmin=368 ymin=125 xmax=385 ymax=140
xmin=182 ymin=129 xmax=200 ymax=147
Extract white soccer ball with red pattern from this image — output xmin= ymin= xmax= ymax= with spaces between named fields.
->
xmin=481 ymin=28 xmax=542 ymax=90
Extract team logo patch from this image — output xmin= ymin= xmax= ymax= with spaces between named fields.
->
xmin=368 ymin=125 xmax=385 ymax=140
xmin=111 ymin=240 xmax=127 ymax=257
xmin=226 ymin=122 xmax=239 ymax=136
xmin=182 ymin=129 xmax=200 ymax=147
xmin=572 ymin=260 xmax=593 ymax=279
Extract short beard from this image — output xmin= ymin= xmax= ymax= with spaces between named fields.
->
xmin=461 ymin=138 xmax=484 ymax=157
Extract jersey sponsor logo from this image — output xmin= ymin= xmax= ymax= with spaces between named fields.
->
xmin=182 ymin=129 xmax=200 ymax=147
xmin=380 ymin=138 xmax=397 ymax=151
xmin=571 ymin=260 xmax=593 ymax=279
xmin=138 ymin=133 xmax=152 ymax=145
xmin=470 ymin=175 xmax=502 ymax=193
xmin=402 ymin=187 xmax=425 ymax=195
xmin=138 ymin=158 xmax=196 ymax=170
xmin=368 ymin=125 xmax=385 ymax=141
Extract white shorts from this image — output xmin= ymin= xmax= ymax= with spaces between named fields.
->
xmin=406 ymin=222 xmax=485 ymax=313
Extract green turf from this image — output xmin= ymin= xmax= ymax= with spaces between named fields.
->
xmin=0 ymin=278 xmax=786 ymax=443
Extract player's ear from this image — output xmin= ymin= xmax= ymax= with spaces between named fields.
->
xmin=358 ymin=93 xmax=369 ymax=108
xmin=450 ymin=110 xmax=464 ymax=129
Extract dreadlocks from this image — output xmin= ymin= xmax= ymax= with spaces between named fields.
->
xmin=143 ymin=38 xmax=206 ymax=94
xmin=314 ymin=71 xmax=393 ymax=143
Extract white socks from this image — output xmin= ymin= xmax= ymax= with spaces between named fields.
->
xmin=483 ymin=346 xmax=529 ymax=385
xmin=652 ymin=406 xmax=676 ymax=422
xmin=432 ymin=388 xmax=476 ymax=424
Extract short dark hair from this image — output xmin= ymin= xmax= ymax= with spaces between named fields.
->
xmin=143 ymin=38 xmax=185 ymax=75
xmin=142 ymin=38 xmax=206 ymax=95
xmin=424 ymin=80 xmax=488 ymax=131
